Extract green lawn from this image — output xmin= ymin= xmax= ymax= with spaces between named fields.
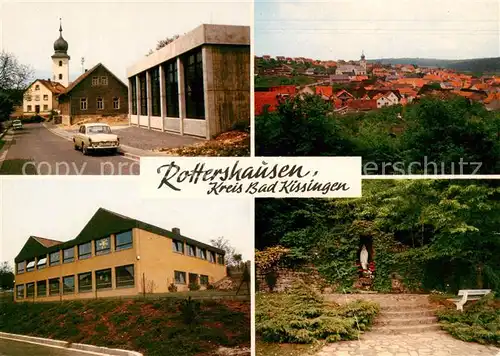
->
xmin=0 ymin=159 xmax=37 ymax=175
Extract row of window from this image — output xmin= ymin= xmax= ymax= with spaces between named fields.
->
xmin=51 ymin=74 xmax=64 ymax=81
xmin=174 ymin=270 xmax=209 ymax=285
xmin=26 ymin=95 xmax=49 ymax=102
xmin=16 ymin=264 xmax=134 ymax=299
xmin=17 ymin=231 xmax=133 ymax=274
xmin=171 ymin=239 xmax=224 ymax=265
xmin=80 ymin=97 xmax=120 ymax=111
xmin=26 ymin=105 xmax=49 ymax=112
xmin=91 ymin=76 xmax=108 ymax=86
xmin=131 ymin=50 xmax=200 ymax=119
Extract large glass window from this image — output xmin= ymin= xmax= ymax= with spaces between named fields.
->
xmin=151 ymin=67 xmax=161 ymax=117
xmin=49 ymin=278 xmax=60 ymax=296
xmin=139 ymin=73 xmax=147 ymax=115
xmin=95 ymin=237 xmax=111 ymax=256
xmin=116 ymin=265 xmax=134 ymax=288
xmin=209 ymin=251 xmax=216 ymax=263
xmin=188 ymin=273 xmax=198 ymax=285
xmin=172 ymin=240 xmax=184 ymax=254
xmin=37 ymin=256 xmax=47 ymax=270
xmin=200 ymin=275 xmax=209 ymax=285
xmin=78 ymin=272 xmax=92 ymax=293
xmin=184 ymin=49 xmax=205 ymax=119
xmin=50 ymin=251 xmax=60 ymax=266
xmin=174 ymin=271 xmax=186 ymax=284
xmin=116 ymin=230 xmax=133 ymax=251
xmin=16 ymin=285 xmax=24 ymax=299
xmin=217 ymin=254 xmax=225 ymax=265
xmin=96 ymin=268 xmax=112 ymax=289
xmin=63 ymin=275 xmax=75 ymax=294
xmin=78 ymin=242 xmax=92 ymax=260
xmin=197 ymin=248 xmax=207 ymax=260
xmin=26 ymin=283 xmax=35 ymax=297
xmin=17 ymin=261 xmax=25 ymax=274
xmin=165 ymin=60 xmax=179 ymax=117
xmin=187 ymin=244 xmax=196 ymax=257
xmin=37 ymin=280 xmax=47 ymax=297
xmin=26 ymin=259 xmax=35 ymax=272
xmin=131 ymin=78 xmax=137 ymax=115
xmin=63 ymin=247 xmax=74 ymax=263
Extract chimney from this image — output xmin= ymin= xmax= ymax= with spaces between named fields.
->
xmin=172 ymin=227 xmax=180 ymax=235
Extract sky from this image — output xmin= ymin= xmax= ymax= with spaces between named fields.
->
xmin=0 ymin=0 xmax=251 ymax=83
xmin=0 ymin=177 xmax=253 ymax=267
xmin=255 ymin=0 xmax=500 ymax=60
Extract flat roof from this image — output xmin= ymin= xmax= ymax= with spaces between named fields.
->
xmin=126 ymin=24 xmax=250 ymax=78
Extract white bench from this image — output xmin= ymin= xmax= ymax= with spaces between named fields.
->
xmin=450 ymin=289 xmax=491 ymax=311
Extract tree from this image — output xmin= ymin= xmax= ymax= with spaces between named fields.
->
xmin=0 ymin=51 xmax=33 ymax=120
xmin=0 ymin=262 xmax=14 ymax=290
xmin=210 ymin=237 xmax=241 ymax=266
xmin=0 ymin=51 xmax=33 ymax=91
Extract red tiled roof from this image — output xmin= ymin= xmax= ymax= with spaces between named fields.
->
xmin=32 ymin=236 xmax=63 ymax=248
xmin=255 ymin=92 xmax=281 ymax=116
xmin=38 ymin=80 xmax=66 ymax=94
xmin=348 ymin=99 xmax=377 ymax=111
xmin=315 ymin=86 xmax=333 ymax=97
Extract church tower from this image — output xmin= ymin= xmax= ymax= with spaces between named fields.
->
xmin=51 ymin=19 xmax=70 ymax=87
xmin=360 ymin=50 xmax=367 ymax=71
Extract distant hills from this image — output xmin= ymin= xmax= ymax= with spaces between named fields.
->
xmin=367 ymin=57 xmax=500 ymax=73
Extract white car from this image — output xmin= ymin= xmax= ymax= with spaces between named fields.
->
xmin=12 ymin=120 xmax=23 ymax=130
xmin=73 ymin=123 xmax=120 ymax=155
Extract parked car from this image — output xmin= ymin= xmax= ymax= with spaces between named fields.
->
xmin=12 ymin=119 xmax=23 ymax=130
xmin=73 ymin=123 xmax=120 ymax=155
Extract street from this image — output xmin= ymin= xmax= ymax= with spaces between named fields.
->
xmin=0 ymin=124 xmax=140 ymax=175
xmin=0 ymin=338 xmax=96 ymax=356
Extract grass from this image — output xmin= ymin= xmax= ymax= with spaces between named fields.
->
xmin=0 ymin=297 xmax=250 ymax=356
xmin=433 ymin=292 xmax=500 ymax=346
xmin=0 ymin=159 xmax=37 ymax=175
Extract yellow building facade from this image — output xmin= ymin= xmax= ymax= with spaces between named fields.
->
xmin=14 ymin=208 xmax=226 ymax=302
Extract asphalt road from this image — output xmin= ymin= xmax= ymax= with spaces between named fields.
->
xmin=0 ymin=124 xmax=140 ymax=175
xmin=0 ymin=338 xmax=95 ymax=356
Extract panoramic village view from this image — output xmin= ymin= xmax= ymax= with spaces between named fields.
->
xmin=0 ymin=179 xmax=252 ymax=356
xmin=255 ymin=0 xmax=500 ymax=174
xmin=0 ymin=1 xmax=250 ymax=175
xmin=255 ymin=0 xmax=500 ymax=356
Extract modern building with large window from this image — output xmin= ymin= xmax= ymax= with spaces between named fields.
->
xmin=13 ymin=208 xmax=226 ymax=302
xmin=126 ymin=24 xmax=250 ymax=139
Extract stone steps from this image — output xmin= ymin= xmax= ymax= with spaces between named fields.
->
xmin=376 ymin=315 xmax=437 ymax=326
xmin=382 ymin=309 xmax=437 ymax=318
xmin=370 ymin=323 xmax=442 ymax=334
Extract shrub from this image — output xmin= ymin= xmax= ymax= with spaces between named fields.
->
xmin=168 ymin=283 xmax=178 ymax=292
xmin=436 ymin=293 xmax=500 ymax=346
xmin=256 ymin=280 xmax=379 ymax=344
xmin=206 ymin=284 xmax=215 ymax=290
xmin=188 ymin=283 xmax=200 ymax=291
xmin=180 ymin=297 xmax=201 ymax=325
